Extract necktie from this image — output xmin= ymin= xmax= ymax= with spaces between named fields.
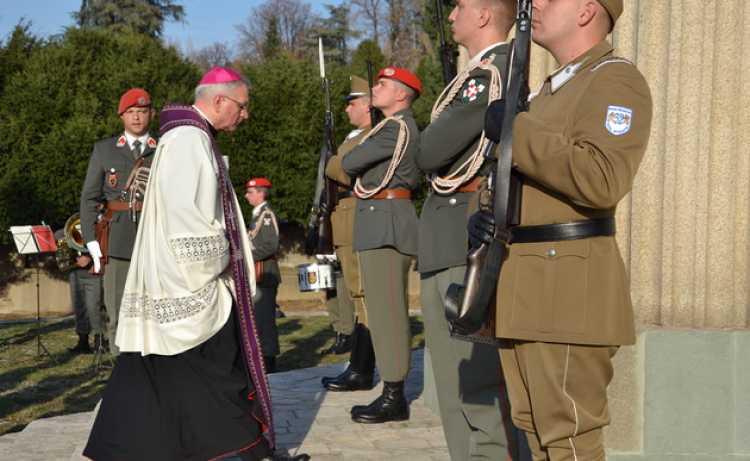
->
xmin=131 ymin=140 xmax=141 ymax=159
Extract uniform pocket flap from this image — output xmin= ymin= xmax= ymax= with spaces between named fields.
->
xmin=515 ymin=239 xmax=590 ymax=259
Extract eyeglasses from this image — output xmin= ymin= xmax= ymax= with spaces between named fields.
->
xmin=222 ymin=95 xmax=249 ymax=112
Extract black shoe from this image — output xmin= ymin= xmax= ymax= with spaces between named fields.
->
xmin=275 ymin=305 xmax=286 ymax=319
xmin=321 ymin=324 xmax=375 ymax=391
xmin=67 ymin=334 xmax=92 ymax=354
xmin=321 ymin=332 xmax=352 ymax=355
xmin=350 ymin=381 xmax=409 ymax=424
xmin=263 ymin=452 xmax=310 ymax=461
xmin=323 ymin=365 xmax=374 ymax=392
xmin=264 ymin=356 xmax=277 ymax=374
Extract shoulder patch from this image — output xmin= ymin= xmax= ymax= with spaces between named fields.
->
xmin=462 ymin=79 xmax=486 ymax=103
xmin=592 ymin=57 xmax=634 ymax=72
xmin=605 ymin=105 xmax=633 ymax=136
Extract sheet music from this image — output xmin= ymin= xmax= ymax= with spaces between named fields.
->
xmin=10 ymin=225 xmax=58 ymax=254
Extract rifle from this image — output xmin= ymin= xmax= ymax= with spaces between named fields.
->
xmin=443 ymin=0 xmax=532 ymax=342
xmin=435 ymin=0 xmax=457 ymax=86
xmin=305 ymin=38 xmax=338 ymax=256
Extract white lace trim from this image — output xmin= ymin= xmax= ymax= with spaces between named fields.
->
xmin=170 ymin=235 xmax=229 ymax=264
xmin=121 ymin=283 xmax=216 ymax=324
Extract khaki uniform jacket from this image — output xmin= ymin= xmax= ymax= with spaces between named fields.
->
xmin=325 ymin=126 xmax=371 ymax=247
xmin=80 ymin=133 xmax=156 ymax=260
xmin=496 ymin=41 xmax=653 ymax=346
xmin=416 ymin=44 xmax=509 ymax=273
xmin=341 ymin=109 xmax=419 ymax=255
xmin=249 ymin=202 xmax=281 ymax=287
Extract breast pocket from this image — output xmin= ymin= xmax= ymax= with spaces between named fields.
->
xmin=103 ymin=161 xmax=130 ymax=195
xmin=510 ymin=239 xmax=590 ymax=334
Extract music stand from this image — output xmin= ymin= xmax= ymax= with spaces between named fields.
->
xmin=6 ymin=224 xmax=60 ymax=366
xmin=91 ymin=303 xmax=113 ymax=374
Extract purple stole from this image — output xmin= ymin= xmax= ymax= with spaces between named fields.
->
xmin=159 ymin=103 xmax=275 ymax=447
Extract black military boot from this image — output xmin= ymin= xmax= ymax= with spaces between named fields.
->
xmin=67 ymin=334 xmax=92 ymax=354
xmin=321 ymin=332 xmax=352 ymax=355
xmin=321 ymin=323 xmax=375 ymax=391
xmin=350 ymin=380 xmax=409 ymax=424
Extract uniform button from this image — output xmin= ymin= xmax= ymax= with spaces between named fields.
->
xmin=546 ymin=248 xmax=556 ymax=258
xmin=449 ymin=198 xmax=457 ymax=205
xmin=369 ymin=206 xmax=375 ymax=211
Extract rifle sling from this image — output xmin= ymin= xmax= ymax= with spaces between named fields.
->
xmin=448 ymin=3 xmax=532 ymax=335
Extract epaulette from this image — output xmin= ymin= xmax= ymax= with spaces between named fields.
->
xmin=591 ymin=57 xmax=635 ymax=72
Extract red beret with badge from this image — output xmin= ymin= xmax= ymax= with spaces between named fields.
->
xmin=246 ymin=178 xmax=272 ymax=188
xmin=118 ymin=89 xmax=151 ymax=115
xmin=376 ymin=67 xmax=422 ymax=98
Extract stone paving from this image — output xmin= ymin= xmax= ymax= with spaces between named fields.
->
xmin=0 ymin=349 xmax=450 ymax=461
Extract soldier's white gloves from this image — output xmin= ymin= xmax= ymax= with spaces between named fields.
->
xmin=86 ymin=241 xmax=102 ymax=273
xmin=316 ymin=254 xmax=338 ymax=263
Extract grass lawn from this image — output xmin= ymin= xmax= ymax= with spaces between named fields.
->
xmin=0 ymin=298 xmax=425 ymax=437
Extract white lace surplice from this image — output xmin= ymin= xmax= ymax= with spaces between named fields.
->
xmin=117 ymin=125 xmax=256 ymax=356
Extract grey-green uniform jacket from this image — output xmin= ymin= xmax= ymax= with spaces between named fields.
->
xmin=80 ymin=133 xmax=156 ymax=260
xmin=249 ymin=202 xmax=281 ymax=287
xmin=416 ymin=44 xmax=509 ymax=273
xmin=497 ymin=41 xmax=653 ymax=346
xmin=341 ymin=109 xmax=419 ymax=256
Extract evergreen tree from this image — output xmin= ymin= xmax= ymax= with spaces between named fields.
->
xmin=261 ymin=16 xmax=284 ymax=62
xmin=307 ymin=4 xmax=359 ymax=65
xmin=349 ymin=39 xmax=387 ymax=81
xmin=222 ymin=55 xmax=351 ymax=227
xmin=0 ymin=21 xmax=43 ymax=93
xmin=0 ymin=28 xmax=200 ymax=242
xmin=73 ymin=0 xmax=185 ymax=38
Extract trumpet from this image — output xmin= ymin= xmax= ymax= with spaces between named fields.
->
xmin=55 ymin=213 xmax=89 ymax=271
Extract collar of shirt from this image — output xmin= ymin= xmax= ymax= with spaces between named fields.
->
xmin=123 ymin=132 xmax=151 ymax=151
xmin=467 ymin=42 xmax=508 ymax=67
xmin=344 ymin=128 xmax=365 ymax=142
xmin=252 ymin=202 xmax=267 ymax=217
xmin=192 ymin=105 xmax=215 ymax=128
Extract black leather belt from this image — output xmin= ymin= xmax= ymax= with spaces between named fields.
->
xmin=338 ymin=190 xmax=355 ymax=199
xmin=511 ymin=218 xmax=615 ymax=243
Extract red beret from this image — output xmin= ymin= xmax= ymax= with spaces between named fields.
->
xmin=377 ymin=67 xmax=422 ymax=98
xmin=118 ymin=89 xmax=151 ymax=115
xmin=246 ymin=178 xmax=272 ymax=188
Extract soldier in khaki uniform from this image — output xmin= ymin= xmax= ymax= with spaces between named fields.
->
xmin=470 ymin=0 xmax=653 ymax=459
xmin=320 ymin=76 xmax=378 ymax=391
xmin=416 ymin=0 xmax=524 ymax=459
xmin=341 ymin=67 xmax=421 ymax=424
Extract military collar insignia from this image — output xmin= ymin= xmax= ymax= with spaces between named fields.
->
xmin=550 ymin=56 xmax=591 ymax=93
xmin=462 ymin=79 xmax=486 ymax=103
xmin=117 ymin=135 xmax=156 ymax=148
